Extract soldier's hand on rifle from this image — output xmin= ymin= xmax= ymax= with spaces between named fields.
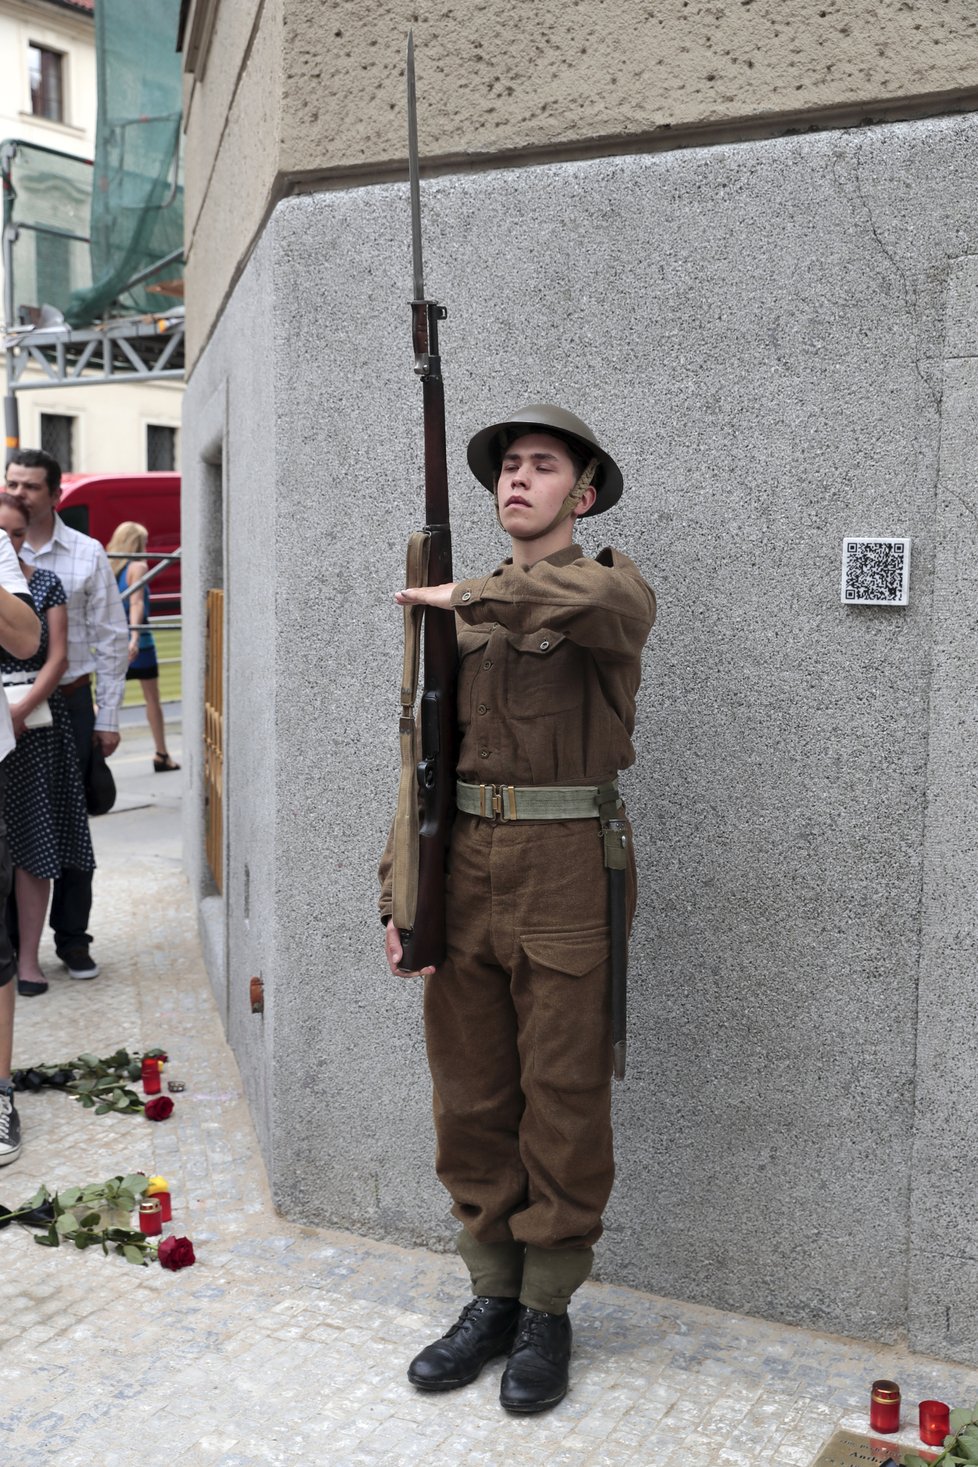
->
xmin=384 ymin=918 xmax=436 ymax=978
xmin=394 ymin=582 xmax=457 ymax=609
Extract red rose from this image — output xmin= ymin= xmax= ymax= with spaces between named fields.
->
xmin=144 ymin=1096 xmax=174 ymax=1122
xmin=158 ymin=1235 xmax=195 ymax=1271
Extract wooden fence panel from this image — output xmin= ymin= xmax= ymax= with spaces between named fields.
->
xmin=204 ymin=588 xmax=224 ymax=893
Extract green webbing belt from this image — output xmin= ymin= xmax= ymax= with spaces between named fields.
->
xmin=456 ymin=778 xmax=620 ymax=822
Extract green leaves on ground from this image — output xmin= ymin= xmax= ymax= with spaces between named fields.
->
xmin=9 ymin=1173 xmax=155 ymax=1264
xmin=12 ymin=1049 xmax=168 ymax=1117
xmin=0 ymin=1172 xmax=192 ymax=1272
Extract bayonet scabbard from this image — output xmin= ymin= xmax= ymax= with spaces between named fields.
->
xmin=603 ymin=818 xmax=630 ymax=1082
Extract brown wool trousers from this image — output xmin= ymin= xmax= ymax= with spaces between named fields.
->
xmin=423 ymin=811 xmax=636 ymax=1306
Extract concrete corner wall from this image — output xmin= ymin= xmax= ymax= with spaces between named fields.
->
xmin=911 ymin=255 xmax=978 ymax=1362
xmin=183 ymin=109 xmax=978 ymax=1361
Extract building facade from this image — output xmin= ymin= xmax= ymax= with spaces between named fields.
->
xmin=179 ymin=0 xmax=978 ymax=1362
xmin=1 ymin=0 xmax=182 ymax=471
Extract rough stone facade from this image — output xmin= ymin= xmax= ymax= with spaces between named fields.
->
xmin=181 ymin=0 xmax=978 ymax=362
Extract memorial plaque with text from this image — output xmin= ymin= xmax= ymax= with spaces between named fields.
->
xmin=810 ymin=1432 xmax=939 ymax=1467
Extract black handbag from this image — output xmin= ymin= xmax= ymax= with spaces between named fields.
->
xmin=85 ymin=741 xmax=116 ymax=816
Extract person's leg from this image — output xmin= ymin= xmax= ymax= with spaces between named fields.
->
xmin=496 ymin=818 xmax=635 ymax=1414
xmin=14 ymin=868 xmax=50 ymax=994
xmin=0 ymin=979 xmax=12 ymax=1080
xmin=497 ymin=819 xmax=627 ymax=1265
xmin=142 ymin=678 xmax=168 ymax=756
xmin=50 ymin=683 xmax=95 ymax=961
xmin=408 ymin=816 xmax=525 ymax=1392
xmin=5 ymin=883 xmax=18 ymax=957
xmin=0 ymin=761 xmax=22 ymax=1163
xmin=423 ymin=817 xmax=528 ymax=1247
xmin=0 ymin=982 xmax=19 ymax=1165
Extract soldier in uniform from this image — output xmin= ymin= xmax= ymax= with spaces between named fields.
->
xmin=381 ymin=405 xmax=655 ymax=1413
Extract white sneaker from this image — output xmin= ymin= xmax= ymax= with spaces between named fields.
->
xmin=0 ymin=1091 xmax=22 ymax=1165
xmin=59 ymin=948 xmax=100 ymax=980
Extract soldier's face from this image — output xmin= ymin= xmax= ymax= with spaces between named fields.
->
xmin=496 ymin=433 xmax=592 ymax=540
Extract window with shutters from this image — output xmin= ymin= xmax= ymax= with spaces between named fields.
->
xmin=28 ymin=45 xmax=64 ymax=123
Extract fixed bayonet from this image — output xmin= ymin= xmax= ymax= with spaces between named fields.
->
xmin=407 ymin=29 xmax=446 ymax=381
xmin=407 ymin=31 xmax=425 ymax=304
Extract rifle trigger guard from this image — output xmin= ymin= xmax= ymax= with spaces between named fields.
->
xmin=417 ymin=757 xmax=437 ymax=792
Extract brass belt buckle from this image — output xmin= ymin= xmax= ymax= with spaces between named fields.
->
xmin=496 ymin=785 xmax=517 ymax=820
xmin=478 ymin=783 xmax=517 ymax=820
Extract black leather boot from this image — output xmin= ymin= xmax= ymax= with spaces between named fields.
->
xmin=499 ymin=1307 xmax=572 ymax=1413
xmin=407 ymin=1296 xmax=521 ymax=1391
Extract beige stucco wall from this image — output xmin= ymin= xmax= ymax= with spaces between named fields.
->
xmin=13 ymin=372 xmax=183 ymax=473
xmin=0 ymin=0 xmax=184 ymax=473
xmin=0 ymin=0 xmax=96 ymax=157
xmin=182 ymin=0 xmax=978 ymax=367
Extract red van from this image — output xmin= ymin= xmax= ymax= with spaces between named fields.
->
xmin=56 ymin=472 xmax=181 ymax=615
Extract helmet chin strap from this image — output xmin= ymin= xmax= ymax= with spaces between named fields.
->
xmin=494 ymin=456 xmax=600 ymax=534
xmin=549 ymin=456 xmax=599 ymax=533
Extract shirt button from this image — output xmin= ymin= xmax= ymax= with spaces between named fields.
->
xmin=478 ymin=703 xmax=488 ymax=715
xmin=479 ymin=750 xmax=490 ymax=759
xmin=460 ymin=590 xmax=472 ymax=602
xmin=539 ymin=640 xmax=550 ymax=650
xmin=483 ymin=659 xmax=492 ymax=670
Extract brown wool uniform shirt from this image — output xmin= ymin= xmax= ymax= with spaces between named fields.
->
xmin=379 ymin=542 xmax=655 ymax=921
xmin=450 ymin=542 xmax=655 ymax=787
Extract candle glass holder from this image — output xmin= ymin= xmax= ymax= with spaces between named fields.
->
xmin=870 ymin=1380 xmax=901 ymax=1434
xmin=138 ymin=1198 xmax=162 ymax=1237
xmin=919 ymin=1400 xmax=950 ymax=1447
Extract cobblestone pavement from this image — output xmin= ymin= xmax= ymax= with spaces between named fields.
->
xmin=1 ymin=719 xmax=975 ymax=1466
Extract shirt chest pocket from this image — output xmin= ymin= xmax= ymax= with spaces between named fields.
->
xmin=503 ymin=630 xmax=580 ymax=717
xmin=457 ymin=626 xmax=493 ymax=726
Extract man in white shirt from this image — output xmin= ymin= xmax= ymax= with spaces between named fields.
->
xmin=5 ymin=450 xmax=128 ymax=981
xmin=0 ymin=527 xmax=42 ymax=1163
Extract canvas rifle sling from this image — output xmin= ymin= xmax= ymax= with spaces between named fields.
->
xmin=391 ymin=530 xmax=431 ymax=933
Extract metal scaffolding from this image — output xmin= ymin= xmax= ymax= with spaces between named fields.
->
xmin=3 ymin=306 xmax=185 ymax=393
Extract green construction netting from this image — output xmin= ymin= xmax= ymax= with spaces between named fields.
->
xmin=1 ymin=141 xmax=94 ymax=324
xmin=65 ymin=0 xmax=183 ymax=327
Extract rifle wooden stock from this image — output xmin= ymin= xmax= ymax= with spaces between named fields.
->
xmin=397 ymin=303 xmax=458 ymax=973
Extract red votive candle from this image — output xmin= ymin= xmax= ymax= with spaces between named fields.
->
xmin=138 ymin=1198 xmax=162 ymax=1236
xmin=870 ymin=1380 xmax=901 ymax=1433
xmin=146 ymin=1176 xmax=171 ymax=1221
xmin=141 ymin=1057 xmax=161 ymax=1094
xmin=919 ymin=1400 xmax=950 ymax=1447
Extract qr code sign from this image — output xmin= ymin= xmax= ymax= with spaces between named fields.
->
xmin=841 ymin=537 xmax=911 ymax=606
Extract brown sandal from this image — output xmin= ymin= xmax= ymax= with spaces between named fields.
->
xmin=153 ymin=753 xmax=181 ymax=773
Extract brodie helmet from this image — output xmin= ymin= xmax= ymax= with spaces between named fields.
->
xmin=466 ymin=404 xmax=624 ymax=517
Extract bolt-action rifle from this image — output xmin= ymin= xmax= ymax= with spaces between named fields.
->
xmin=390 ymin=34 xmax=458 ymax=972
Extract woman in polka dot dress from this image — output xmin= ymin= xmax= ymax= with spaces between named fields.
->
xmin=0 ymin=497 xmax=94 ymax=996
